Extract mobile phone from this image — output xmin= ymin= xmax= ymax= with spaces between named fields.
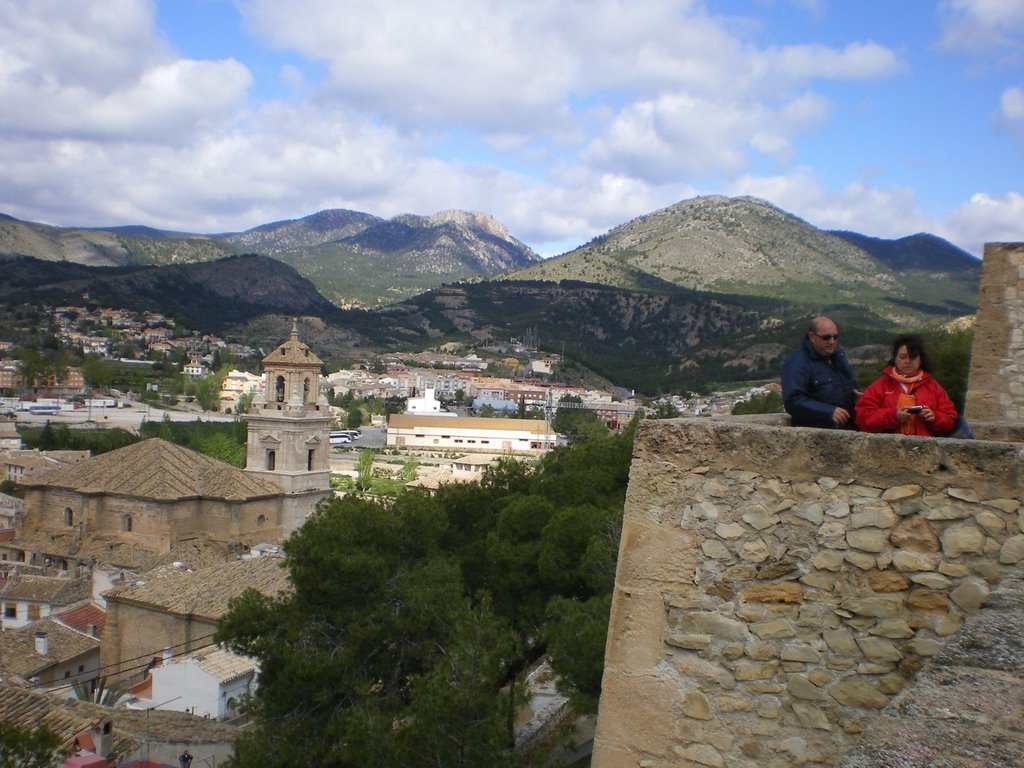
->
xmin=906 ymin=406 xmax=923 ymax=413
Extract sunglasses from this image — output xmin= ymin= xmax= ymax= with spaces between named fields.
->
xmin=812 ymin=332 xmax=839 ymax=341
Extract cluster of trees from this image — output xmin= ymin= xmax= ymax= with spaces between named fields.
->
xmin=217 ymin=424 xmax=635 ymax=767
xmin=17 ymin=418 xmax=248 ymax=466
xmin=18 ymin=422 xmax=139 ymax=454
xmin=139 ymin=418 xmax=249 ymax=466
xmin=326 ymin=390 xmax=405 ymax=429
xmin=0 ymin=721 xmax=61 ymax=768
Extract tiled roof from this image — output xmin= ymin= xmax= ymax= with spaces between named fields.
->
xmin=20 ymin=438 xmax=283 ymax=501
xmin=53 ymin=601 xmax=106 ymax=638
xmin=0 ymin=617 xmax=99 ymax=679
xmin=79 ymin=700 xmax=239 ymax=744
xmin=262 ymin=324 xmax=322 ymax=367
xmin=9 ymin=531 xmax=230 ymax=572
xmin=0 ymin=684 xmax=136 ymax=756
xmin=104 ymin=554 xmax=290 ymax=619
xmin=0 ymin=684 xmax=233 ymax=755
xmin=179 ymin=646 xmax=258 ymax=684
xmin=0 ymin=574 xmax=91 ymax=605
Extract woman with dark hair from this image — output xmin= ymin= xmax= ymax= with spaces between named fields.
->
xmin=855 ymin=334 xmax=958 ymax=436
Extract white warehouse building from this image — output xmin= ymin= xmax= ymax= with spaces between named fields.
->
xmin=386 ymin=414 xmax=557 ymax=454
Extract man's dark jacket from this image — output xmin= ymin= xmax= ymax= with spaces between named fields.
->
xmin=781 ymin=338 xmax=857 ymax=428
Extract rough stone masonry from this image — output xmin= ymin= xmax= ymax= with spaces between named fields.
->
xmin=592 ymin=242 xmax=1024 ymax=768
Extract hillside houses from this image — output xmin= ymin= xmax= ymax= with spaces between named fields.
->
xmin=326 ymin=364 xmax=641 ymax=422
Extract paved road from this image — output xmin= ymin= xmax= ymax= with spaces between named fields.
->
xmin=11 ymin=402 xmax=238 ymax=431
xmin=331 ymin=425 xmax=386 ymax=451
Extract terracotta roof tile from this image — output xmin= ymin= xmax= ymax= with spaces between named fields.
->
xmin=178 ymin=646 xmax=258 ymax=684
xmin=0 ymin=618 xmax=99 ymax=680
xmin=21 ymin=438 xmax=283 ymax=501
xmin=0 ymin=684 xmax=130 ymax=754
xmin=0 ymin=574 xmax=91 ymax=605
xmin=9 ymin=531 xmax=230 ymax=572
xmin=104 ymin=554 xmax=290 ymax=620
xmin=0 ymin=683 xmax=232 ymax=756
xmin=53 ymin=602 xmax=106 ymax=638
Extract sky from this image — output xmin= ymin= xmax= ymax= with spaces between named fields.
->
xmin=1 ymin=0 xmax=1022 ymax=259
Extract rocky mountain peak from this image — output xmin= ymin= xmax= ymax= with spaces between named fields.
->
xmin=424 ymin=210 xmax=511 ymax=239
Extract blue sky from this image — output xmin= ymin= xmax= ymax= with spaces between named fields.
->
xmin=1 ymin=0 xmax=1022 ymax=258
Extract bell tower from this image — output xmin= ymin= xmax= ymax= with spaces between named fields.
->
xmin=245 ymin=320 xmax=331 ymax=532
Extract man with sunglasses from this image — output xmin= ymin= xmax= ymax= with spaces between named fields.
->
xmin=781 ymin=316 xmax=858 ymax=428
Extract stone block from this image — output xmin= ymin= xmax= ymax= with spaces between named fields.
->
xmin=828 ymin=677 xmax=889 ymax=708
xmin=617 ymin=519 xmax=698 ymax=588
xmin=889 ymin=516 xmax=939 ymax=552
xmin=741 ymin=582 xmax=803 ymax=604
xmin=605 ymin=588 xmax=672 ymax=669
xmin=593 ymin=669 xmax=681 ymax=760
xmin=940 ymin=524 xmax=986 ymax=557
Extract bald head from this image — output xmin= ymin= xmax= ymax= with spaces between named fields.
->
xmin=807 ymin=316 xmax=839 ymax=356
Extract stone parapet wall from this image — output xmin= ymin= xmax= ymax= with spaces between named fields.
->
xmin=965 ymin=242 xmax=1024 ymax=423
xmin=592 ymin=418 xmax=1024 ymax=768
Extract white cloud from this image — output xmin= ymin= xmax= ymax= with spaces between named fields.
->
xmin=998 ymin=86 xmax=1024 ymax=135
xmin=937 ymin=0 xmax=1024 ymax=52
xmin=766 ymin=41 xmax=903 ymax=80
xmin=583 ymin=91 xmax=831 ymax=183
xmin=943 ymin=192 xmax=1024 ymax=256
xmin=0 ymin=0 xmax=251 ymax=141
xmin=240 ymin=0 xmax=899 ymax=137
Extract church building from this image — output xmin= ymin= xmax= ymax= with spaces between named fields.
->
xmin=7 ymin=324 xmax=332 ymax=572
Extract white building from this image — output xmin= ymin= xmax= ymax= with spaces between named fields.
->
xmin=0 ymin=574 xmax=91 ymax=630
xmin=386 ymin=414 xmax=557 ymax=454
xmin=147 ymin=645 xmax=258 ymax=720
xmin=182 ymin=358 xmax=206 ymax=378
xmin=405 ymin=387 xmax=452 ymax=416
xmin=218 ymin=369 xmax=262 ymax=413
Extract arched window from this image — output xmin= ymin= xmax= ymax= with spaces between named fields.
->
xmin=266 ymin=450 xmax=276 ymax=471
xmin=122 ymin=514 xmax=132 ymax=532
xmin=303 ymin=377 xmax=310 ymax=402
xmin=64 ymin=508 xmax=73 ymax=526
xmin=274 ymin=375 xmax=286 ymax=402
xmin=307 ymin=449 xmax=315 ymax=471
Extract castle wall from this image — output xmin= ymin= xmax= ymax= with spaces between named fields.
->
xmin=965 ymin=243 xmax=1024 ymax=422
xmin=592 ymin=419 xmax=1024 ymax=767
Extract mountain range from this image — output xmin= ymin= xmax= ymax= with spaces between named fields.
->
xmin=0 ymin=196 xmax=982 ymax=394
xmin=0 ymin=208 xmax=539 ymax=308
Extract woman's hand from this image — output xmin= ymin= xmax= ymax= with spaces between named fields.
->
xmin=897 ymin=406 xmax=934 ymax=424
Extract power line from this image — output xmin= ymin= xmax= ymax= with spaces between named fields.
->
xmin=34 ymin=631 xmax=222 ymax=696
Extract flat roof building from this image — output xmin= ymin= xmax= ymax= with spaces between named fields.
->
xmin=386 ymin=414 xmax=557 ymax=454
